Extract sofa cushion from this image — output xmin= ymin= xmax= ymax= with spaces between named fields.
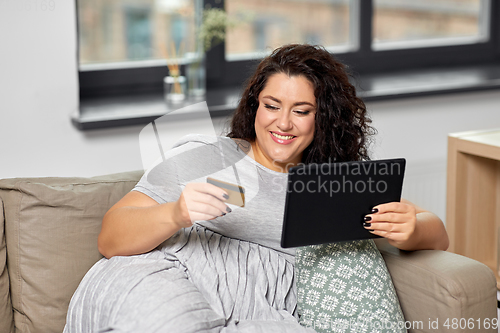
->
xmin=0 ymin=171 xmax=143 ymax=333
xmin=295 ymin=240 xmax=406 ymax=332
xmin=0 ymin=197 xmax=14 ymax=333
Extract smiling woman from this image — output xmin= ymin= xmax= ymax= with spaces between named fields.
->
xmin=65 ymin=44 xmax=448 ymax=333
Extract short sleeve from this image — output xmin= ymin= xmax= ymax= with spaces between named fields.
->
xmin=132 ymin=134 xmax=244 ymax=204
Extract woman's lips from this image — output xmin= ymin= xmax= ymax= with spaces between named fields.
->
xmin=269 ymin=131 xmax=296 ymax=145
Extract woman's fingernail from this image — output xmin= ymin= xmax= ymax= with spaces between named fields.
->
xmin=364 ymin=216 xmax=372 ymax=222
xmin=363 ymin=222 xmax=371 ymax=228
xmin=223 ymin=193 xmax=229 ymax=200
xmin=226 ymin=206 xmax=232 ymax=213
xmin=222 ymin=212 xmax=226 ymax=216
xmin=371 ymin=208 xmax=379 ymax=213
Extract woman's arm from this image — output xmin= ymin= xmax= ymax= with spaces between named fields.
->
xmin=98 ymin=183 xmax=230 ymax=259
xmin=363 ymin=198 xmax=449 ymax=251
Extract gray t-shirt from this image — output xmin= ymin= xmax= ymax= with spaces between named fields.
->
xmin=133 ymin=134 xmax=295 ymax=257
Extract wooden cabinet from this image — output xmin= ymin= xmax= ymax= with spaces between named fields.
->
xmin=447 ymin=129 xmax=500 ymax=288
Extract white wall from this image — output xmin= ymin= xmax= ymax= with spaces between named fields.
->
xmin=1 ymin=2 xmax=499 ymax=220
xmin=368 ymin=92 xmax=500 ymax=220
xmin=0 ymin=1 xmax=143 ymax=179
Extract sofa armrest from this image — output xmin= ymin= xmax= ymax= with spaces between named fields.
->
xmin=0 ymin=198 xmax=14 ymax=333
xmin=0 ymin=170 xmax=143 ymax=333
xmin=375 ymin=239 xmax=497 ymax=333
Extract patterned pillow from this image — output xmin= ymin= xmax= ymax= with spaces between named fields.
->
xmin=295 ymin=240 xmax=406 ymax=333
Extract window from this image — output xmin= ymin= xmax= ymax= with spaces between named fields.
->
xmin=77 ymin=0 xmax=201 ymax=98
xmin=372 ymin=0 xmax=489 ymax=50
xmin=225 ymin=0 xmax=354 ymax=60
xmin=78 ymin=0 xmax=199 ymax=66
xmin=210 ymin=0 xmax=498 ymax=88
xmin=77 ymin=0 xmax=500 ymax=107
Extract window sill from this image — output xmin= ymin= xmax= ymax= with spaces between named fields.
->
xmin=72 ymin=88 xmax=242 ymax=130
xmin=73 ymin=63 xmax=500 ymax=131
xmin=356 ymin=63 xmax=500 ymax=101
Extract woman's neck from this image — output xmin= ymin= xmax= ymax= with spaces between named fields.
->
xmin=249 ymin=140 xmax=301 ymax=173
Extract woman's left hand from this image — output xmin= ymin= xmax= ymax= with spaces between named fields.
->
xmin=363 ymin=198 xmax=449 ymax=251
xmin=363 ymin=201 xmax=417 ymax=249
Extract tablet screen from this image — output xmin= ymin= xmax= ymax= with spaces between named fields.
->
xmin=281 ymin=158 xmax=406 ymax=248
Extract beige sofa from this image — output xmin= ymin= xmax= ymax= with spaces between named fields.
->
xmin=0 ymin=171 xmax=497 ymax=333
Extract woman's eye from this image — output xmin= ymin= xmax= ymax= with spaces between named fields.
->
xmin=264 ymin=104 xmax=278 ymax=110
xmin=294 ymin=110 xmax=310 ymax=115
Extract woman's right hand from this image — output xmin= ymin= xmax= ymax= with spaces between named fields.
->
xmin=172 ymin=183 xmax=230 ymax=228
xmin=99 ymin=183 xmax=230 ymax=258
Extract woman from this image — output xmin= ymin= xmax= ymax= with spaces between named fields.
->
xmin=64 ymin=44 xmax=448 ymax=333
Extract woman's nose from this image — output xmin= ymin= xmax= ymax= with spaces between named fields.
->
xmin=276 ymin=110 xmax=293 ymax=131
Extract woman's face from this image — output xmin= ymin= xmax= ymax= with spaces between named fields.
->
xmin=252 ymin=73 xmax=317 ymax=172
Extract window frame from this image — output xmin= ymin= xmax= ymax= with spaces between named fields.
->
xmin=78 ymin=0 xmax=500 ymax=98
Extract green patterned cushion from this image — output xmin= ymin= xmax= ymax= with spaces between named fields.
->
xmin=295 ymin=240 xmax=406 ymax=333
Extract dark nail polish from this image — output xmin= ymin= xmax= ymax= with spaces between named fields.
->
xmin=371 ymin=208 xmax=379 ymax=213
xmin=222 ymin=212 xmax=226 ymax=216
xmin=364 ymin=216 xmax=372 ymax=222
xmin=223 ymin=193 xmax=229 ymax=200
xmin=363 ymin=222 xmax=371 ymax=228
xmin=226 ymin=207 xmax=232 ymax=213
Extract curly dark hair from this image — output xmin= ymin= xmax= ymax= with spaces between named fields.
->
xmin=227 ymin=44 xmax=375 ymax=163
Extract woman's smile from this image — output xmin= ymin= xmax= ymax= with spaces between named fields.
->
xmin=269 ymin=131 xmax=296 ymax=144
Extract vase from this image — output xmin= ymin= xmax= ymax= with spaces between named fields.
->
xmin=186 ymin=54 xmax=206 ymax=99
xmin=164 ymin=75 xmax=187 ymax=104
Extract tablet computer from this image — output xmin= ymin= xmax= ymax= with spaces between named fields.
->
xmin=280 ymin=158 xmax=406 ymax=248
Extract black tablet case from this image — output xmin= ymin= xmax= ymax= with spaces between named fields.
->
xmin=281 ymin=158 xmax=406 ymax=248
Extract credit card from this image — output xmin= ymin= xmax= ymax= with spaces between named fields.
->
xmin=207 ymin=177 xmax=245 ymax=207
